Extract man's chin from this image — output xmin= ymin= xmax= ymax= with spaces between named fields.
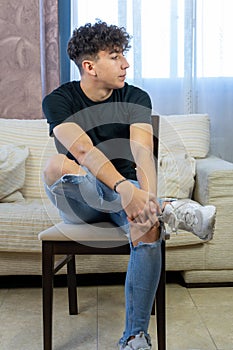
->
xmin=113 ymin=81 xmax=125 ymax=89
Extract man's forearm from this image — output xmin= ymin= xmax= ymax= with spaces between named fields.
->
xmin=79 ymin=145 xmax=126 ymax=191
xmin=135 ymin=152 xmax=157 ymax=196
xmin=54 ymin=123 xmax=125 ymax=191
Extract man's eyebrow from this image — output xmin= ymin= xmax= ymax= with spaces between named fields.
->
xmin=109 ymin=48 xmax=122 ymax=54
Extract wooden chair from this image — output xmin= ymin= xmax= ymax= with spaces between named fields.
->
xmin=39 ymin=222 xmax=167 ymax=350
xmin=38 ymin=116 xmax=168 ymax=350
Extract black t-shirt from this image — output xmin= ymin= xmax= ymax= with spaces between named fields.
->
xmin=42 ymin=81 xmax=152 ymax=180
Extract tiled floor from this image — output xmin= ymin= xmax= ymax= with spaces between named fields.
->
xmin=0 ymin=282 xmax=233 ymax=350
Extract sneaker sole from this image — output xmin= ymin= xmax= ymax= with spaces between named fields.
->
xmin=192 ymin=205 xmax=216 ymax=240
xmin=202 ymin=205 xmax=216 ymax=241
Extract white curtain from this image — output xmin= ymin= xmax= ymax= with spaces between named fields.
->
xmin=70 ymin=0 xmax=233 ymax=162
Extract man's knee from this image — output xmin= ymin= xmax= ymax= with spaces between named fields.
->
xmin=131 ymin=225 xmax=160 ymax=247
xmin=43 ymin=154 xmax=68 ymax=186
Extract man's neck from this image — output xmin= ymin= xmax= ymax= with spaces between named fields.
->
xmin=80 ymin=80 xmax=113 ymax=102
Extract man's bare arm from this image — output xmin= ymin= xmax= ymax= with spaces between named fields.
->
xmin=130 ymin=123 xmax=157 ymax=196
xmin=54 ymin=122 xmax=127 ymax=188
xmin=53 ymin=122 xmax=156 ymax=219
xmin=129 ymin=122 xmax=161 ymax=225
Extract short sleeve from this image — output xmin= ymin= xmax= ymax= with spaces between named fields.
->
xmin=127 ymin=88 xmax=152 ymax=125
xmin=42 ymin=87 xmax=74 ymax=136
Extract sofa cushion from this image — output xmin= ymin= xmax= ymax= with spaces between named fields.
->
xmin=0 ymin=199 xmax=61 ymax=252
xmin=159 ymin=114 xmax=210 ymax=158
xmin=0 ymin=144 xmax=29 ymax=202
xmin=157 ymin=147 xmax=196 ymax=199
xmin=0 ymin=119 xmax=56 ymax=200
xmin=157 ymin=114 xmax=209 ymax=199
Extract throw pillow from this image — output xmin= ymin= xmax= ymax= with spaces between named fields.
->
xmin=159 ymin=114 xmax=210 ymax=158
xmin=157 ymin=144 xmax=196 ymax=199
xmin=0 ymin=144 xmax=29 ymax=202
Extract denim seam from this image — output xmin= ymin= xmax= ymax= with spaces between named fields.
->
xmin=131 ymin=236 xmax=162 ymax=250
xmin=129 ymin=251 xmax=134 ymax=339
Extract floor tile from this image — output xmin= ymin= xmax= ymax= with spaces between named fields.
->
xmin=0 ymin=288 xmax=8 ymax=307
xmin=166 ymin=284 xmax=195 ymax=308
xmin=97 ymin=285 xmax=158 ymax=349
xmin=0 ymin=284 xmax=232 ymax=350
xmin=166 ymin=305 xmax=217 ymax=350
xmin=197 ymin=306 xmax=233 ymax=350
xmin=52 ymin=287 xmax=98 ymax=350
xmin=165 ymin=285 xmax=218 ymax=349
xmin=0 ymin=288 xmax=42 ymax=350
xmin=189 ymin=287 xmax=233 ymax=307
xmin=97 ymin=286 xmax=125 ymax=349
xmin=188 ymin=287 xmax=233 ymax=349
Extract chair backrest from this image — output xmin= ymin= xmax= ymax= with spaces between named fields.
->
xmin=151 ymin=115 xmax=160 ymax=171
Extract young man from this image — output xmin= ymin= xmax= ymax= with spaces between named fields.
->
xmin=42 ymin=21 xmax=216 ymax=349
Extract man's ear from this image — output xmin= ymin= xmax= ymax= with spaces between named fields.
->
xmin=82 ymin=60 xmax=96 ymax=76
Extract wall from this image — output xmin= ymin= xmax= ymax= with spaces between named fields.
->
xmin=0 ymin=0 xmax=42 ymax=119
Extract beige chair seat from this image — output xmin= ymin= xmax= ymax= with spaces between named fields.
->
xmin=38 ymin=221 xmax=129 ymax=248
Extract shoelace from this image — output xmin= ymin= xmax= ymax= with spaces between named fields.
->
xmin=176 ymin=209 xmax=198 ymax=228
xmin=160 ymin=204 xmax=199 ymax=234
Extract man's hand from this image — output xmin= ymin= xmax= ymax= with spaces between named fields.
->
xmin=129 ymin=200 xmax=160 ymax=226
xmin=116 ymin=180 xmax=157 ymax=218
xmin=128 ymin=200 xmax=161 ymax=244
xmin=116 ymin=179 xmax=161 ymax=226
xmin=114 ymin=178 xmax=162 ymax=246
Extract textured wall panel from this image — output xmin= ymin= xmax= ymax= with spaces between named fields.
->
xmin=40 ymin=0 xmax=60 ymax=98
xmin=0 ymin=0 xmax=42 ymax=118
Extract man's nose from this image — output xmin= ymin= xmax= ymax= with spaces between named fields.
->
xmin=121 ymin=56 xmax=130 ymax=69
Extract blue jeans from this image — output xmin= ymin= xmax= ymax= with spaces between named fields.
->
xmin=45 ymin=169 xmax=162 ymax=344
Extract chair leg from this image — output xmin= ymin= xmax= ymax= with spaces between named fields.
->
xmin=151 ymin=299 xmax=156 ymax=315
xmin=42 ymin=242 xmax=54 ymax=350
xmin=67 ymin=255 xmax=78 ymax=315
xmin=156 ymin=239 xmax=166 ymax=350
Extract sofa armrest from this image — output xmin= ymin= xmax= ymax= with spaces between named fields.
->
xmin=193 ymin=156 xmax=233 ymax=206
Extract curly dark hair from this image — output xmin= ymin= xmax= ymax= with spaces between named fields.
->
xmin=67 ymin=20 xmax=131 ymax=72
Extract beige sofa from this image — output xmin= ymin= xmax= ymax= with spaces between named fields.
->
xmin=0 ymin=115 xmax=233 ymax=284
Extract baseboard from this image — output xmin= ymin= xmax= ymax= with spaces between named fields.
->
xmin=184 ymin=281 xmax=233 ymax=288
xmin=0 ymin=271 xmax=186 ymax=289
xmin=5 ymin=272 xmax=232 ymax=289
xmin=0 ymin=273 xmax=126 ymax=288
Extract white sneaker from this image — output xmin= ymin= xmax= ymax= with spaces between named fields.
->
xmin=162 ymin=199 xmax=216 ymax=241
xmin=119 ymin=332 xmax=151 ymax=349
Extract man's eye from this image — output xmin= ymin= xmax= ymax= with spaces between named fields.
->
xmin=112 ymin=55 xmax=118 ymax=60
